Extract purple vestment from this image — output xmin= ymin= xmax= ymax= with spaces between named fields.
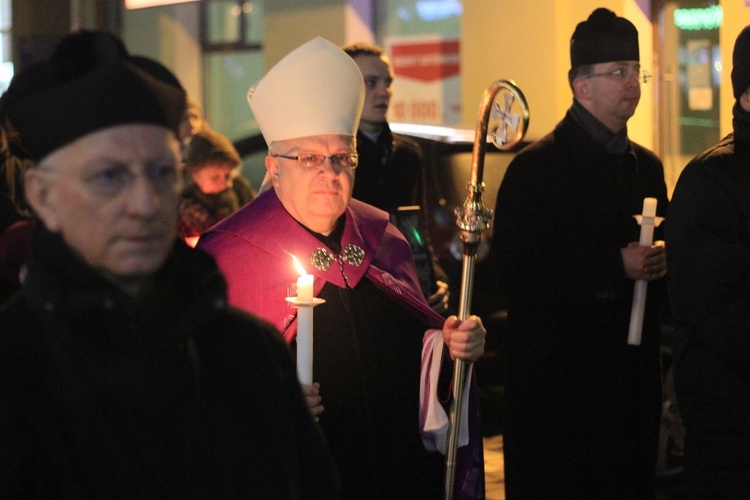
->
xmin=198 ymin=189 xmax=484 ymax=499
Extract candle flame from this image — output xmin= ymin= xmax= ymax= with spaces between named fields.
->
xmin=291 ymin=255 xmax=308 ymax=276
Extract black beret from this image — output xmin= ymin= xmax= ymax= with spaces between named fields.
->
xmin=570 ymin=8 xmax=639 ymax=68
xmin=3 ymin=30 xmax=186 ymax=162
xmin=732 ymin=25 xmax=750 ymax=100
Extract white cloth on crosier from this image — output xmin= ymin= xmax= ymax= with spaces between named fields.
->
xmin=419 ymin=329 xmax=471 ymax=453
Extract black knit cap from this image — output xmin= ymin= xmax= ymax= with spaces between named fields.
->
xmin=732 ymin=25 xmax=750 ymax=100
xmin=2 ymin=30 xmax=186 ymax=162
xmin=570 ymin=8 xmax=639 ymax=68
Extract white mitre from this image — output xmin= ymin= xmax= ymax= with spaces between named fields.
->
xmin=248 ymin=37 xmax=365 ymax=146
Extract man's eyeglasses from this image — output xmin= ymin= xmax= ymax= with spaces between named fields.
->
xmin=581 ymin=68 xmax=651 ymax=85
xmin=272 ymin=153 xmax=359 ymax=170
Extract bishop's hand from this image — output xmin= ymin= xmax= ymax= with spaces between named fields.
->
xmin=300 ymin=382 xmax=324 ymax=422
xmin=442 ymin=315 xmax=486 ymax=362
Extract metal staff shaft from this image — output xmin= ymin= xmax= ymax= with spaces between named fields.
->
xmin=443 ymin=241 xmax=478 ymax=497
xmin=444 ymin=80 xmax=529 ymax=499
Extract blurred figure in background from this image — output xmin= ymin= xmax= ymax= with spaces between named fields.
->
xmin=0 ymin=105 xmax=35 ymax=304
xmin=0 ymin=118 xmax=33 ymax=236
xmin=342 ymin=42 xmax=450 ymax=314
xmin=179 ymin=128 xmax=256 ymax=247
xmin=178 ymin=93 xmax=206 ymax=159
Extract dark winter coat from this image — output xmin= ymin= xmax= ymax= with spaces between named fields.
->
xmin=353 ymin=125 xmax=448 ymax=296
xmin=353 ymin=124 xmax=424 ymax=211
xmin=493 ymin=107 xmax=668 ymax=498
xmin=0 ymin=227 xmax=336 ymax=498
xmin=665 ymin=103 xmax=750 ymax=497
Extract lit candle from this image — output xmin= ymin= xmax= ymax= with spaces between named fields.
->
xmin=292 ymin=256 xmax=314 ymax=384
xmin=628 ymin=198 xmax=658 ymax=346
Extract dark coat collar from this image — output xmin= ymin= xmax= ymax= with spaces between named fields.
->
xmin=22 ymin=226 xmax=227 ymax=352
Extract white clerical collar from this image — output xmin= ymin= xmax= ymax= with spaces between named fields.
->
xmin=360 ymin=129 xmax=382 ymax=143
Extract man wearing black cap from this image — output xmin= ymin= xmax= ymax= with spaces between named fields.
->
xmin=665 ymin=25 xmax=750 ymax=498
xmin=492 ymin=8 xmax=668 ymax=497
xmin=0 ymin=31 xmax=335 ymax=497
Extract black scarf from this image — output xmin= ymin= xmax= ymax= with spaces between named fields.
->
xmin=569 ymin=98 xmax=630 ymax=154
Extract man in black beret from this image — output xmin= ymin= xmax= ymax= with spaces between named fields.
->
xmin=0 ymin=30 xmax=336 ymax=497
xmin=665 ymin=25 xmax=750 ymax=498
xmin=492 ymin=8 xmax=668 ymax=497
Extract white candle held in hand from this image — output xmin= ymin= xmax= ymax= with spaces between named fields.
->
xmin=627 ymin=197 xmax=660 ymax=346
xmin=292 ymin=256 xmax=314 ymax=384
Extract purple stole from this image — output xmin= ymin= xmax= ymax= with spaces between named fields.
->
xmin=199 ymin=189 xmax=444 ymax=337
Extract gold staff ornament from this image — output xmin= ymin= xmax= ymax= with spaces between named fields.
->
xmin=445 ymin=79 xmax=529 ymax=500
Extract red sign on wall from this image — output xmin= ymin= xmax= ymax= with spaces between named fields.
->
xmin=386 ymin=36 xmax=461 ymax=124
xmin=390 ymin=40 xmax=460 ymax=82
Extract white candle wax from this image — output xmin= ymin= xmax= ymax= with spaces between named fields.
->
xmin=297 ymin=273 xmax=313 ymax=302
xmin=628 ymin=197 xmax=657 ymax=346
xmin=638 ymin=197 xmax=657 ymax=246
xmin=296 ymin=273 xmax=314 ymax=384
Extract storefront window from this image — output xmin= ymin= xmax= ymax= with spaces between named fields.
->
xmin=657 ymin=0 xmax=723 ymax=194
xmin=378 ymin=0 xmax=461 ymax=38
xmin=202 ymin=0 xmax=263 ymax=140
xmin=206 ymin=1 xmax=241 ymax=45
xmin=377 ymin=0 xmax=463 ymax=125
xmin=202 ymin=0 xmax=265 ymax=186
xmin=204 ymin=0 xmax=262 ymax=47
xmin=675 ymin=2 xmax=722 ymax=155
xmin=0 ymin=0 xmax=13 ymax=93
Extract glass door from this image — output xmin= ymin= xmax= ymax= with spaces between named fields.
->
xmin=656 ymin=1 xmax=723 ymax=195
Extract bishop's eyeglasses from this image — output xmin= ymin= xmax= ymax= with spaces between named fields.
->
xmin=272 ymin=153 xmax=359 ymax=171
xmin=581 ymin=68 xmax=651 ymax=85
